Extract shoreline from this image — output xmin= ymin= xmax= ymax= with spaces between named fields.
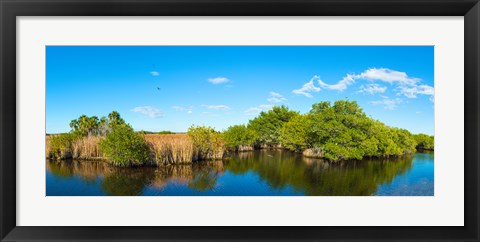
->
xmin=46 ymin=147 xmax=433 ymax=168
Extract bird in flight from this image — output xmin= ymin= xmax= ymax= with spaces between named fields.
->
xmin=157 ymin=87 xmax=161 ymax=91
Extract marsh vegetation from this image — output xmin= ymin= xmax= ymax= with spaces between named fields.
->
xmin=46 ymin=100 xmax=434 ymax=167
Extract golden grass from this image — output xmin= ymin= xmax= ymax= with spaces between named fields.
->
xmin=144 ymin=134 xmax=195 ymax=165
xmin=46 ymin=133 xmax=226 ymax=165
xmin=46 ymin=135 xmax=105 ymax=160
xmin=72 ymin=136 xmax=104 ymax=160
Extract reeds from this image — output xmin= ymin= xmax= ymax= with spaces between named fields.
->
xmin=46 ymin=134 xmax=105 ymax=160
xmin=145 ymin=134 xmax=195 ymax=165
xmin=144 ymin=133 xmax=226 ymax=164
xmin=72 ymin=136 xmax=104 ymax=160
xmin=46 ymin=133 xmax=227 ymax=165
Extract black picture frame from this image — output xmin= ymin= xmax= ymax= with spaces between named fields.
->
xmin=1 ymin=0 xmax=479 ymax=241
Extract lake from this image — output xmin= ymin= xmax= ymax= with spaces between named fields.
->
xmin=46 ymin=150 xmax=434 ymax=196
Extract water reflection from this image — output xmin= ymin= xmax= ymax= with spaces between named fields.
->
xmin=46 ymin=150 xmax=433 ymax=196
xmin=224 ymin=150 xmax=414 ymax=196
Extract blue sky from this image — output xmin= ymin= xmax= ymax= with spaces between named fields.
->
xmin=46 ymin=46 xmax=434 ymax=135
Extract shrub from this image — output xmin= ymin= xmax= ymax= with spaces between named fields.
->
xmin=187 ymin=125 xmax=225 ymax=160
xmin=48 ymin=133 xmax=81 ymax=159
xmin=413 ymin=134 xmax=434 ymax=150
xmin=223 ymin=125 xmax=255 ymax=151
xmin=280 ymin=114 xmax=313 ymax=151
xmin=393 ymin=128 xmax=417 ymax=154
xmin=248 ymin=105 xmax=298 ymax=146
xmin=304 ymin=100 xmax=417 ymax=161
xmin=99 ymin=124 xmax=150 ymax=167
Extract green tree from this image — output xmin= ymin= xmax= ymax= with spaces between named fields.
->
xmin=223 ymin=124 xmax=255 ymax=150
xmin=413 ymin=134 xmax=434 ymax=150
xmin=99 ymin=124 xmax=150 ymax=167
xmin=303 ymin=100 xmax=416 ymax=161
xmin=248 ymin=105 xmax=298 ymax=146
xmin=280 ymin=114 xmax=313 ymax=151
xmin=393 ymin=128 xmax=417 ymax=154
xmin=69 ymin=115 xmax=99 ymax=136
xmin=96 ymin=111 xmax=127 ymax=136
xmin=70 ymin=111 xmax=126 ymax=137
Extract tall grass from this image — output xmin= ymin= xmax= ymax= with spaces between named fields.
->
xmin=47 ymin=134 xmax=104 ymax=160
xmin=47 ymin=133 xmax=78 ymax=159
xmin=47 ymin=133 xmax=227 ymax=166
xmin=144 ymin=134 xmax=195 ymax=165
xmin=72 ymin=136 xmax=104 ymax=160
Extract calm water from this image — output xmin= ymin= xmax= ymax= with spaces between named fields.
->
xmin=46 ymin=150 xmax=434 ymax=196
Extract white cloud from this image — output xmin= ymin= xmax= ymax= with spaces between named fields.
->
xmin=397 ymin=84 xmax=434 ymax=98
xmin=296 ymin=68 xmax=433 ymax=103
xmin=267 ymin=92 xmax=287 ymax=103
xmin=292 ymin=77 xmax=321 ymax=98
xmin=358 ymin=68 xmax=419 ymax=86
xmin=313 ymin=68 xmax=418 ymax=92
xmin=187 ymin=110 xmax=193 ymax=114
xmin=150 ymin=71 xmax=160 ymax=76
xmin=359 ymin=84 xmax=387 ymax=95
xmin=317 ymin=74 xmax=356 ymax=91
xmin=370 ymin=97 xmax=403 ymax=110
xmin=208 ymin=77 xmax=229 ymax=84
xmin=201 ymin=104 xmax=231 ymax=111
xmin=245 ymin=104 xmax=273 ymax=116
xmin=131 ymin=106 xmax=163 ymax=118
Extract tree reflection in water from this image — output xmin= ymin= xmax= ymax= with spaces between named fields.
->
xmin=47 ymin=149 xmax=421 ymax=196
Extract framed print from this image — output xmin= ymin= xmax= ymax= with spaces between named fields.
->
xmin=1 ymin=0 xmax=479 ymax=241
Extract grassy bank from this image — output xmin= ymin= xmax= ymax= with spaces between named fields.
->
xmin=46 ymin=132 xmax=226 ymax=165
xmin=46 ymin=135 xmax=105 ymax=160
xmin=47 ymin=100 xmax=433 ymax=167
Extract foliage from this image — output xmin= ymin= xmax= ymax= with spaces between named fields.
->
xmin=69 ymin=115 xmax=99 ymax=136
xmin=99 ymin=124 xmax=150 ymax=167
xmin=247 ymin=105 xmax=298 ymax=146
xmin=223 ymin=125 xmax=256 ymax=150
xmin=280 ymin=114 xmax=313 ymax=151
xmin=298 ymin=100 xmax=418 ymax=161
xmin=48 ymin=132 xmax=81 ymax=159
xmin=413 ymin=134 xmax=434 ymax=150
xmin=187 ymin=125 xmax=225 ymax=160
xmin=70 ymin=111 xmax=126 ymax=137
xmin=50 ymin=100 xmax=429 ymax=165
